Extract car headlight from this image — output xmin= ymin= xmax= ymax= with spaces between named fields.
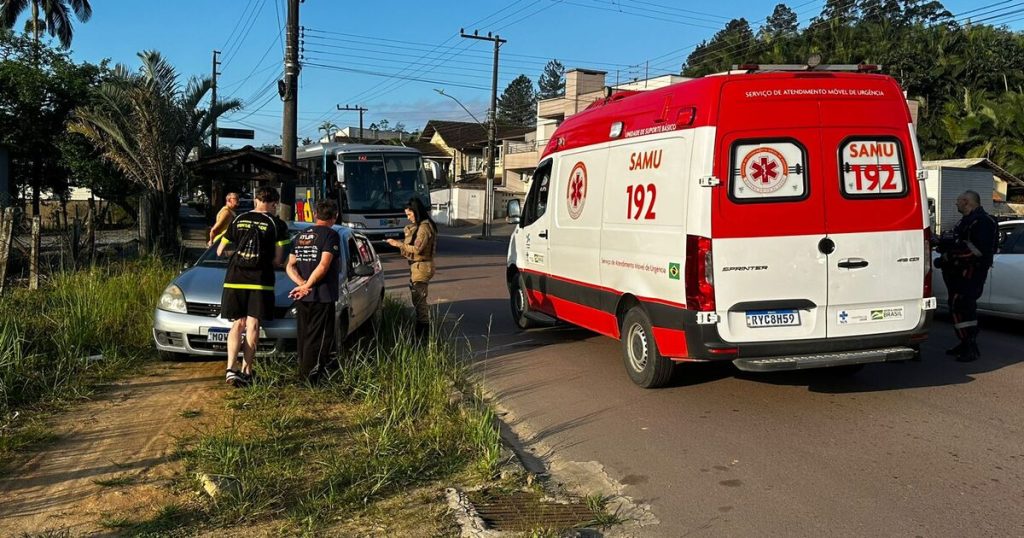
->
xmin=342 ymin=221 xmax=366 ymax=229
xmin=157 ymin=284 xmax=187 ymax=313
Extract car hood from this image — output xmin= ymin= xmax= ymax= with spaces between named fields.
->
xmin=173 ymin=266 xmax=294 ymax=307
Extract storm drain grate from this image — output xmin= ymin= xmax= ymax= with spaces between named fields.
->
xmin=466 ymin=489 xmax=596 ymax=532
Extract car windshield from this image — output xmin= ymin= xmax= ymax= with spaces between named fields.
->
xmin=197 ymin=230 xmax=296 ymax=269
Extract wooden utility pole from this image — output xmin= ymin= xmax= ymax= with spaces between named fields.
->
xmin=29 ymin=216 xmax=40 ymax=290
xmin=279 ymin=0 xmax=301 ymax=221
xmin=0 ymin=207 xmax=13 ymax=295
xmin=211 ymin=50 xmax=221 ymax=152
xmin=460 ymin=29 xmax=505 ymax=238
xmin=336 ymin=105 xmax=368 ymax=142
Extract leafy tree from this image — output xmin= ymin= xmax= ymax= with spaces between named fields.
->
xmin=59 ymin=132 xmax=140 ymax=219
xmin=537 ymin=59 xmax=565 ymax=99
xmin=812 ymin=0 xmax=859 ymax=27
xmin=393 ymin=121 xmax=406 ymax=133
xmin=761 ymin=4 xmax=798 ymax=40
xmin=0 ymin=0 xmax=92 ymax=49
xmin=317 ymin=121 xmax=337 ymax=141
xmin=68 ymin=51 xmax=241 ymax=252
xmin=300 ymin=137 xmax=312 ymax=145
xmin=496 ymin=74 xmax=536 ymax=127
xmin=377 ymin=118 xmax=390 ymax=131
xmin=685 ymin=18 xmax=756 ymax=75
xmin=0 ymin=30 xmax=102 ymax=213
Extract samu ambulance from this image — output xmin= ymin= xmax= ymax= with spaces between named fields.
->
xmin=506 ymin=64 xmax=936 ymax=388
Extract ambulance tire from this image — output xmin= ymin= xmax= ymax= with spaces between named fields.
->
xmin=510 ymin=272 xmax=538 ymax=330
xmin=621 ymin=307 xmax=674 ymax=388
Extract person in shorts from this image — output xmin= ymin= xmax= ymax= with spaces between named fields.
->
xmin=217 ymin=186 xmax=290 ymax=387
xmin=286 ymin=199 xmax=341 ymax=383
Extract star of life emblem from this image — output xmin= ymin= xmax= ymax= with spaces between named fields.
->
xmin=567 ymin=162 xmax=587 ymax=220
xmin=740 ymin=147 xmax=789 ymax=194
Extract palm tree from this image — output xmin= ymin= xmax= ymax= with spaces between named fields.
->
xmin=0 ymin=0 xmax=92 ymax=49
xmin=317 ymin=121 xmax=338 ymax=142
xmin=69 ymin=50 xmax=241 ymax=252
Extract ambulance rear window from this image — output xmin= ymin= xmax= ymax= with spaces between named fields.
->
xmin=729 ymin=140 xmax=808 ymax=203
xmin=839 ymin=138 xmax=907 ymax=198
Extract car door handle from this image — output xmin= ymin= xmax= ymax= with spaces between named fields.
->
xmin=838 ymin=258 xmax=869 ymax=269
xmin=538 ymin=230 xmax=548 ymax=239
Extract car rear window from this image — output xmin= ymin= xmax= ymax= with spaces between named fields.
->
xmin=729 ymin=140 xmax=808 ymax=203
xmin=839 ymin=137 xmax=907 ymax=198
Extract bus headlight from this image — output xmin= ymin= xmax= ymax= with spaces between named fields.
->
xmin=342 ymin=221 xmax=366 ymax=229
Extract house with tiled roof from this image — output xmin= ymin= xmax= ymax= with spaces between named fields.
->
xmin=418 ymin=120 xmax=533 ymax=225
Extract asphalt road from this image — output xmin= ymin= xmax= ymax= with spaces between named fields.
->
xmin=380 ymin=235 xmax=1024 ymax=537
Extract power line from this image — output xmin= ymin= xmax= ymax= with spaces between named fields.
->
xmin=223 ymin=0 xmax=269 ymax=70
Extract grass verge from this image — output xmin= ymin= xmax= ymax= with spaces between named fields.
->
xmin=172 ymin=297 xmax=504 ymax=534
xmin=0 ymin=257 xmax=177 ymax=470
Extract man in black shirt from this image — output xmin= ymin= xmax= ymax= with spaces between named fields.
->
xmin=286 ymin=199 xmax=341 ymax=383
xmin=217 ymin=186 xmax=290 ymax=387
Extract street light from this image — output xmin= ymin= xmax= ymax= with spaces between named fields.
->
xmin=434 ymin=89 xmax=492 ymax=237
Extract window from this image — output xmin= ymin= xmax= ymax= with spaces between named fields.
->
xmin=1004 ymin=224 xmax=1024 ymax=254
xmin=839 ymin=138 xmax=907 ymax=198
xmin=729 ymin=140 xmax=808 ymax=202
xmin=347 ymin=238 xmax=361 ymax=279
xmin=355 ymin=237 xmax=375 ymax=264
xmin=521 ymin=160 xmax=553 ymax=226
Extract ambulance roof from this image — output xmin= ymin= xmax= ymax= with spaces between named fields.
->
xmin=541 ymin=71 xmax=905 ymax=159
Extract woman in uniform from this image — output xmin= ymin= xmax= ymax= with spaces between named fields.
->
xmin=386 ymin=197 xmax=437 ymax=335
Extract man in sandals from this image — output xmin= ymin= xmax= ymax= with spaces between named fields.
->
xmin=217 ymin=186 xmax=290 ymax=387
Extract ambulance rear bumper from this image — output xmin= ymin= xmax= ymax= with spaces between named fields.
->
xmin=732 ymin=346 xmax=915 ymax=372
xmin=682 ymin=310 xmax=932 ymax=362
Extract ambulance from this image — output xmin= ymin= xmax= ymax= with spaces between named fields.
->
xmin=506 ymin=65 xmax=936 ymax=388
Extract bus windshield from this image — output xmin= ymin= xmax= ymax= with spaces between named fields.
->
xmin=339 ymin=153 xmax=429 ymax=212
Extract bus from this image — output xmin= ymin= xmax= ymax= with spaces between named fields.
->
xmin=296 ymin=143 xmax=432 ymax=242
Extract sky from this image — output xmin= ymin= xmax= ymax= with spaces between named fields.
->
xmin=17 ymin=0 xmax=1023 ymax=147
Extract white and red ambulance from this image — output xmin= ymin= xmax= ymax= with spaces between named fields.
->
xmin=506 ymin=65 xmax=936 ymax=388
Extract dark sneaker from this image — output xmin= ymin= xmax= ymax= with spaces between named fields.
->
xmin=226 ymin=369 xmax=245 ymax=387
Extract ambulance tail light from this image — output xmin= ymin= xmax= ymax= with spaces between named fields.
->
xmin=686 ymin=235 xmax=716 ymax=311
xmin=923 ymin=228 xmax=933 ymax=298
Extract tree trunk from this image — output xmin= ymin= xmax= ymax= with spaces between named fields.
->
xmin=31 ymin=159 xmax=42 ymax=218
xmin=154 ymin=190 xmax=180 ymax=254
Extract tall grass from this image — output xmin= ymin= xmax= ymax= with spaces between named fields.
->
xmin=179 ymin=297 xmax=504 ymax=531
xmin=0 ymin=258 xmax=176 ymax=429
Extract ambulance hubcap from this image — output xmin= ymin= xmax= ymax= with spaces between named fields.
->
xmin=627 ymin=323 xmax=649 ymax=372
xmin=515 ymin=287 xmax=526 ymax=315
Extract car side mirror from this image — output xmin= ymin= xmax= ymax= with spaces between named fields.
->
xmin=354 ymin=263 xmax=374 ymax=277
xmin=506 ymin=199 xmax=521 ymax=224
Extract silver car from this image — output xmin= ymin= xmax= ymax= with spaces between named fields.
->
xmin=153 ymin=222 xmax=385 ymax=359
xmin=933 ymin=219 xmax=1024 ymax=320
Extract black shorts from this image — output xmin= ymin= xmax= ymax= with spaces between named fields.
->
xmin=221 ymin=287 xmax=275 ymax=321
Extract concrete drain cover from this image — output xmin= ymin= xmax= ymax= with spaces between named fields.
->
xmin=466 ymin=489 xmax=595 ymax=532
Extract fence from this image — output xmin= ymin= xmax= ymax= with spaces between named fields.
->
xmin=0 ymin=204 xmax=138 ymax=294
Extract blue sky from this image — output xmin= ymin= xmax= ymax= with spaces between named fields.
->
xmin=20 ymin=0 xmax=1023 ymax=147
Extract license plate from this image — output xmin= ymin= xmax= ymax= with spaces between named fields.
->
xmin=206 ymin=327 xmax=230 ymax=343
xmin=745 ymin=309 xmax=800 ymax=328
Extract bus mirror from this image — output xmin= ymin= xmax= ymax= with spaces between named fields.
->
xmin=335 ymin=161 xmax=345 ymax=186
xmin=507 ymin=199 xmax=521 ymax=224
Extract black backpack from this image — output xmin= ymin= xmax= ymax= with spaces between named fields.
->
xmin=231 ymin=213 xmax=277 ymax=269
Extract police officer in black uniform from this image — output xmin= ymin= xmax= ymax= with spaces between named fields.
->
xmin=933 ymin=190 xmax=998 ymax=362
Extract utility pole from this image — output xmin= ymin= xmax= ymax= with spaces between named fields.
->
xmin=211 ymin=50 xmax=221 ymax=153
xmin=461 ymin=29 xmax=506 ymax=239
xmin=279 ymin=0 xmax=301 ymax=220
xmin=336 ymin=105 xmax=368 ymax=142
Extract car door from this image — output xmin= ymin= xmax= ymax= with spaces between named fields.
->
xmin=344 ymin=236 xmax=371 ymax=331
xmin=518 ymin=159 xmax=554 ymax=315
xmin=983 ymin=223 xmax=1024 ymax=315
xmin=354 ymin=235 xmax=383 ymax=320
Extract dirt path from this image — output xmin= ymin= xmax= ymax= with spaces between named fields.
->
xmin=0 ymin=359 xmax=224 ymax=536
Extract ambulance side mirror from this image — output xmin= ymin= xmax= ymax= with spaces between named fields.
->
xmin=506 ymin=199 xmax=521 ymax=224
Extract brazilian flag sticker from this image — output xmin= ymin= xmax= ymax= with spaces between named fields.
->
xmin=669 ymin=262 xmax=681 ymax=280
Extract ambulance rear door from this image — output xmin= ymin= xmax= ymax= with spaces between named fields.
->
xmin=712 ymin=88 xmax=830 ymax=343
xmin=820 ymin=123 xmax=926 ymax=336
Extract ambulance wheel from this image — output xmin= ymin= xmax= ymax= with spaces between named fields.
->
xmin=621 ymin=307 xmax=674 ymax=388
xmin=510 ymin=272 xmax=538 ymax=330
